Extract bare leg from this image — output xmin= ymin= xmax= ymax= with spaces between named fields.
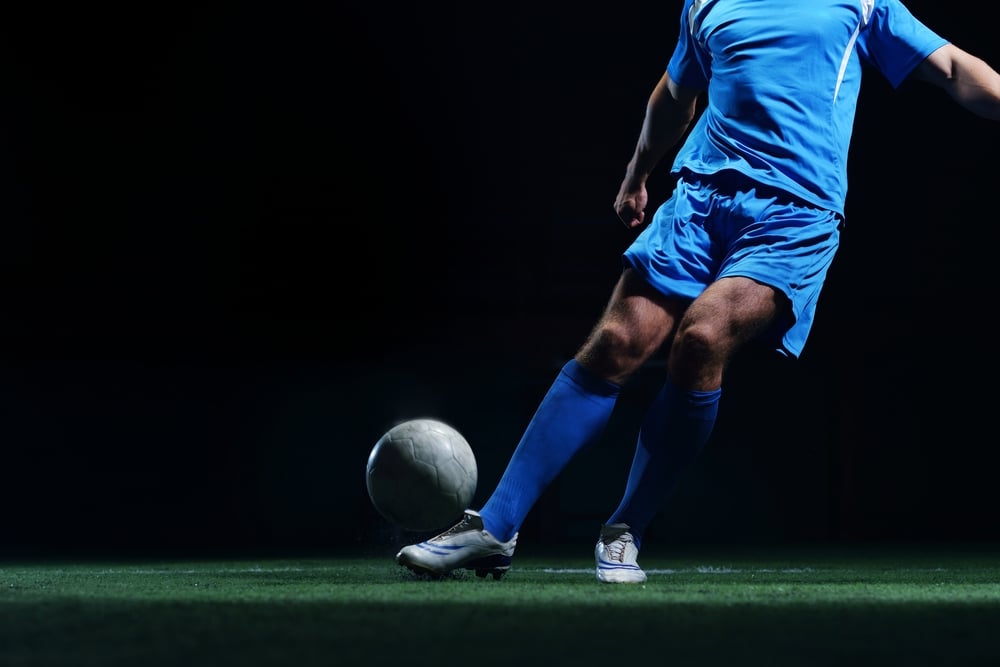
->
xmin=668 ymin=275 xmax=788 ymax=390
xmin=576 ymin=267 xmax=688 ymax=385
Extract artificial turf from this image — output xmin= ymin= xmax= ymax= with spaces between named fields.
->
xmin=2 ymin=543 xmax=998 ymax=666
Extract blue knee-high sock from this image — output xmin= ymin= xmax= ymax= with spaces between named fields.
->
xmin=479 ymin=359 xmax=620 ymax=541
xmin=607 ymin=377 xmax=720 ymax=549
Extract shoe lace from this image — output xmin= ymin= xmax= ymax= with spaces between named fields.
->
xmin=429 ymin=514 xmax=475 ymax=542
xmin=605 ymin=533 xmax=632 ymax=563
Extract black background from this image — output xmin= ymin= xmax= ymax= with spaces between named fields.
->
xmin=1 ymin=1 xmax=997 ymax=557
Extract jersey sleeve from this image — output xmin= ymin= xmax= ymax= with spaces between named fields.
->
xmin=667 ymin=0 xmax=712 ymax=90
xmin=857 ymin=0 xmax=949 ymax=88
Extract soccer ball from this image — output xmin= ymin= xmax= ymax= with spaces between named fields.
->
xmin=366 ymin=418 xmax=478 ymax=532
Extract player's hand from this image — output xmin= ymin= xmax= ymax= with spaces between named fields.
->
xmin=614 ymin=183 xmax=648 ymax=229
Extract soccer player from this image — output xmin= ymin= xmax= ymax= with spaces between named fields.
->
xmin=396 ymin=0 xmax=1000 ymax=582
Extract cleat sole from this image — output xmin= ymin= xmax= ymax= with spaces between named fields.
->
xmin=401 ymin=566 xmax=446 ymax=580
xmin=474 ymin=567 xmax=508 ymax=580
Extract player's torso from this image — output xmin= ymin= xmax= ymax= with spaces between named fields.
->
xmin=676 ymin=0 xmax=881 ymax=212
xmin=690 ymin=0 xmax=869 ymax=105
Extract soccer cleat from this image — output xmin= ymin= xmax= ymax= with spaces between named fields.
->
xmin=395 ymin=510 xmax=517 ymax=580
xmin=595 ymin=522 xmax=647 ymax=584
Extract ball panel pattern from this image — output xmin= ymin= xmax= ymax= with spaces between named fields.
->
xmin=366 ymin=418 xmax=477 ymax=531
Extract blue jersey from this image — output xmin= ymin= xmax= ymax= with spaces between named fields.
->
xmin=668 ymin=0 xmax=948 ymax=215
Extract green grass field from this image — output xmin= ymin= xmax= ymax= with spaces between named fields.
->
xmin=2 ymin=543 xmax=999 ymax=667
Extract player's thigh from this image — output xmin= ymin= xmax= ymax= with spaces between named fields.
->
xmin=681 ymin=276 xmax=788 ymax=349
xmin=578 ymin=269 xmax=686 ymax=374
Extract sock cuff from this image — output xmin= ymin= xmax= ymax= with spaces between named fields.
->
xmin=561 ymin=359 xmax=620 ymax=398
xmin=663 ymin=376 xmax=721 ymax=408
xmin=686 ymin=386 xmax=721 ymax=407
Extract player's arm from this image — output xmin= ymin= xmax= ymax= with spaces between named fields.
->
xmin=911 ymin=43 xmax=1000 ymax=121
xmin=614 ymin=70 xmax=702 ymax=229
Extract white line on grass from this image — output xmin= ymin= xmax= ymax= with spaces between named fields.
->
xmin=2 ymin=565 xmax=954 ymax=576
xmin=538 ymin=567 xmax=819 ymax=575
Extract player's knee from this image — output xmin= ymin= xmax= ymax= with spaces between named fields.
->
xmin=578 ymin=323 xmax=650 ymax=378
xmin=673 ymin=321 xmax=726 ymax=366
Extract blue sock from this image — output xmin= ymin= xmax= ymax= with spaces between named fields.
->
xmin=479 ymin=359 xmax=620 ymax=541
xmin=607 ymin=377 xmax=720 ymax=549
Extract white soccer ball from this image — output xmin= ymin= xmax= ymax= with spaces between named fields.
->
xmin=366 ymin=418 xmax=478 ymax=531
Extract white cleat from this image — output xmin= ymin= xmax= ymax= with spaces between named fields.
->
xmin=595 ymin=522 xmax=647 ymax=584
xmin=395 ymin=510 xmax=517 ymax=580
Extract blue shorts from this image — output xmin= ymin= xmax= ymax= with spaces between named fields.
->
xmin=622 ymin=171 xmax=842 ymax=358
